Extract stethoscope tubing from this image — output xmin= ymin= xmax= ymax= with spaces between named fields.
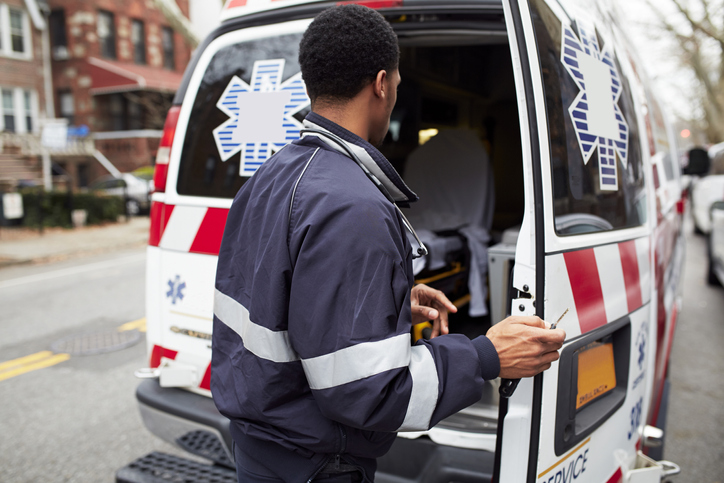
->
xmin=300 ymin=128 xmax=429 ymax=259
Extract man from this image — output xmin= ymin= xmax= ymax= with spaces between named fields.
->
xmin=211 ymin=5 xmax=565 ymax=482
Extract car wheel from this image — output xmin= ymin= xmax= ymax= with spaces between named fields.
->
xmin=707 ymin=235 xmax=722 ymax=286
xmin=126 ymin=199 xmax=140 ymax=216
xmin=708 ymin=260 xmax=721 ymax=286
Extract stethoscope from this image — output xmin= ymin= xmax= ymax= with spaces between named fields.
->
xmin=300 ymin=128 xmax=429 ymax=259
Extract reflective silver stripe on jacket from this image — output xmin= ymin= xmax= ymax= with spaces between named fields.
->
xmin=213 ymin=289 xmax=300 ymax=363
xmin=302 ymin=333 xmax=440 ymax=431
xmin=215 ymin=289 xmax=440 ymax=430
xmin=397 ymin=345 xmax=439 ymax=431
xmin=302 ymin=333 xmax=411 ymax=390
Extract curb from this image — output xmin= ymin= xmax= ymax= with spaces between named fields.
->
xmin=0 ymin=239 xmax=147 ymax=269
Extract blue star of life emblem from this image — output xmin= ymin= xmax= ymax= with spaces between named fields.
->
xmin=636 ymin=325 xmax=647 ymax=371
xmin=561 ymin=21 xmax=629 ymax=191
xmin=213 ymin=59 xmax=311 ymax=176
xmin=166 ymin=275 xmax=186 ymax=305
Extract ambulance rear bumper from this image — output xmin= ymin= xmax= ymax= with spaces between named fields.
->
xmin=135 ymin=379 xmax=234 ymax=467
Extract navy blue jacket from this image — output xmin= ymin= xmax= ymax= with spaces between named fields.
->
xmin=211 ymin=112 xmax=500 ymax=481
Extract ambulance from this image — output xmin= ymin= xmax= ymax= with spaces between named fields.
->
xmin=118 ymin=0 xmax=687 ymax=482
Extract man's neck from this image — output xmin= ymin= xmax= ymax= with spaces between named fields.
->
xmin=312 ymin=97 xmax=372 ymax=143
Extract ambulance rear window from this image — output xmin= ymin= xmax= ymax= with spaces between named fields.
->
xmin=176 ymin=33 xmax=307 ymax=199
xmin=530 ymin=0 xmax=647 ymax=235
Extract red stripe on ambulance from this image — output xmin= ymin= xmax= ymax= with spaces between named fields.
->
xmin=149 ymin=202 xmax=175 ymax=247
xmin=606 ymin=467 xmax=623 ymax=483
xmin=189 ymin=208 xmax=230 ymax=255
xmin=150 ymin=344 xmax=178 ymax=368
xmin=619 ymin=240 xmax=643 ymax=312
xmin=200 ymin=364 xmax=212 ymax=391
xmin=564 ymin=249 xmax=608 ymax=334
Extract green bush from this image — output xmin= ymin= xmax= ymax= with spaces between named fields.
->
xmin=20 ymin=189 xmax=124 ymax=228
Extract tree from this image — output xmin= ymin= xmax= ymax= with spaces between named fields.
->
xmin=643 ymin=0 xmax=724 ymax=143
xmin=153 ymin=0 xmax=200 ymax=48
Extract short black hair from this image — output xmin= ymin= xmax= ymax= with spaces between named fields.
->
xmin=299 ymin=5 xmax=399 ymax=103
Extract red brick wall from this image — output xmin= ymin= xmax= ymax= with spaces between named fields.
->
xmin=49 ymin=0 xmax=192 ymax=146
xmin=0 ymin=0 xmax=49 ymax=120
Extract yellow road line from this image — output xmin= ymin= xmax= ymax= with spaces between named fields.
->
xmin=0 ymin=352 xmax=70 ymax=382
xmin=0 ymin=351 xmax=54 ymax=372
xmin=118 ymin=318 xmax=147 ymax=332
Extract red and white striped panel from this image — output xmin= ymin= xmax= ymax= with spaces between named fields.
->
xmin=546 ymin=237 xmax=651 ymax=338
xmin=149 ymin=202 xmax=230 ymax=256
xmin=150 ymin=344 xmax=212 ymax=391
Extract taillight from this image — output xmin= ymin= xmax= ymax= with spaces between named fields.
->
xmin=154 ymin=106 xmax=181 ymax=193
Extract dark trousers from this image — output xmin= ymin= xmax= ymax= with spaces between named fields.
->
xmin=234 ymin=441 xmax=364 ymax=482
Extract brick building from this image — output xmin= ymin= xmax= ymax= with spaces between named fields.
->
xmin=48 ymin=0 xmax=192 ymax=188
xmin=0 ymin=0 xmax=52 ymax=190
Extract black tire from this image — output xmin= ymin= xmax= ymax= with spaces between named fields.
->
xmin=707 ymin=235 xmax=722 ymax=286
xmin=708 ymin=260 xmax=721 ymax=286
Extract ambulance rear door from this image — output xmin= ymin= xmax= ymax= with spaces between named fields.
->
xmin=498 ymin=1 xmax=655 ymax=482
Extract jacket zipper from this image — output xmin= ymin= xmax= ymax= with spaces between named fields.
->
xmin=306 ymin=424 xmax=348 ymax=483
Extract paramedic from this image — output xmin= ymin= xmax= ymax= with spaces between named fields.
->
xmin=211 ymin=5 xmax=566 ymax=482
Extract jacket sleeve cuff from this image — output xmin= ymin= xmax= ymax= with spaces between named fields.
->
xmin=471 ymin=336 xmax=500 ymax=380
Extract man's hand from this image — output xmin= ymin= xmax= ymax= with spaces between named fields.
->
xmin=486 ymin=316 xmax=565 ymax=378
xmin=410 ymin=284 xmax=457 ymax=338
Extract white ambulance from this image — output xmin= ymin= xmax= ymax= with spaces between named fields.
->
xmin=119 ymin=1 xmax=687 ymax=482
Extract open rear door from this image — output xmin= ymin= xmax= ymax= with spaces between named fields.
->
xmin=498 ymin=1 xmax=654 ymax=482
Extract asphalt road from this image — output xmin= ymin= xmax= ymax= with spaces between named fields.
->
xmin=664 ymin=228 xmax=724 ymax=482
xmin=0 ymin=248 xmax=191 ymax=483
xmin=0 ymin=228 xmax=722 ymax=482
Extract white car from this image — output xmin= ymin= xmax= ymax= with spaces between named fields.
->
xmin=691 ymin=143 xmax=724 ymax=234
xmin=709 ymin=201 xmax=724 ymax=286
xmin=88 ymin=173 xmax=153 ymax=215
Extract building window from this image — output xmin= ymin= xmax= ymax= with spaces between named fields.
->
xmin=109 ymin=94 xmax=125 ymax=130
xmin=49 ymin=9 xmax=68 ymax=60
xmin=97 ymin=10 xmax=116 ymax=59
xmin=9 ymin=8 xmax=25 ymax=53
xmin=131 ymin=19 xmax=145 ymax=64
xmin=2 ymin=89 xmax=15 ymax=132
xmin=23 ymin=90 xmax=32 ymax=132
xmin=0 ymin=6 xmax=30 ymax=58
xmin=162 ymin=26 xmax=174 ymax=70
xmin=59 ymin=90 xmax=75 ymax=125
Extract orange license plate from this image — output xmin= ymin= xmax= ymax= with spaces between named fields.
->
xmin=576 ymin=342 xmax=616 ymax=410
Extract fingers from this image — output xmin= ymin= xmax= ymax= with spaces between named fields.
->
xmin=487 ymin=318 xmax=567 ymax=379
xmin=504 ymin=315 xmax=547 ymax=329
xmin=429 ymin=311 xmax=449 ymax=339
xmin=412 ymin=284 xmax=458 ymax=313
xmin=411 ymin=304 xmax=438 ymax=321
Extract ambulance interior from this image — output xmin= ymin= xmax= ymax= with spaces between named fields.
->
xmin=378 ymin=30 xmax=524 ymax=441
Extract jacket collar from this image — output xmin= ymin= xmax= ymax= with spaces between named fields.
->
xmin=301 ymin=112 xmax=418 ymax=204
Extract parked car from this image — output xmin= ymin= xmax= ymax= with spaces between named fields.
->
xmin=690 ymin=143 xmax=724 ymax=234
xmin=88 ymin=173 xmax=152 ymax=215
xmin=709 ymin=201 xmax=724 ymax=286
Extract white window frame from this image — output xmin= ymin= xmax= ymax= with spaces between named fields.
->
xmin=0 ymin=4 xmax=32 ymax=60
xmin=0 ymin=87 xmax=38 ymax=133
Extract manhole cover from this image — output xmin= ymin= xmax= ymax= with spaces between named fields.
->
xmin=50 ymin=329 xmax=142 ymax=355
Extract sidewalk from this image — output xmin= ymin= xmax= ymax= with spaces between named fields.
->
xmin=0 ymin=217 xmax=150 ymax=268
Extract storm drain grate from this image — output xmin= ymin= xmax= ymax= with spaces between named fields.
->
xmin=177 ymin=430 xmax=234 ymax=469
xmin=116 ymin=451 xmax=237 ymax=483
xmin=50 ymin=328 xmax=142 ymax=355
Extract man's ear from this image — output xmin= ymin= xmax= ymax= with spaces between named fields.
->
xmin=373 ymin=70 xmax=388 ymax=99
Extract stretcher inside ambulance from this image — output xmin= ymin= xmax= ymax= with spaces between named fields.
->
xmin=127 ymin=1 xmax=685 ymax=482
